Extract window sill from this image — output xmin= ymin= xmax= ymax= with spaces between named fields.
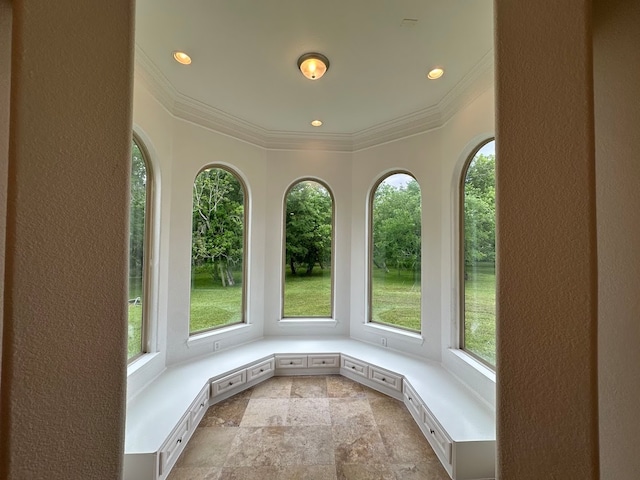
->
xmin=187 ymin=323 xmax=254 ymax=348
xmin=362 ymin=322 xmax=424 ymax=344
xmin=447 ymin=348 xmax=496 ymax=383
xmin=127 ymin=351 xmax=161 ymax=377
xmin=278 ymin=318 xmax=338 ymax=328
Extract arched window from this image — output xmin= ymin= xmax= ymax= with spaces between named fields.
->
xmin=461 ymin=139 xmax=496 ymax=366
xmin=370 ymin=172 xmax=422 ymax=332
xmin=190 ymin=166 xmax=246 ymax=334
xmin=128 ymin=136 xmax=151 ymax=361
xmin=283 ymin=179 xmax=333 ymax=318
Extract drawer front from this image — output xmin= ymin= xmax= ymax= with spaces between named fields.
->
xmin=369 ymin=366 xmax=402 ymax=391
xmin=421 ymin=405 xmax=452 ymax=464
xmin=211 ymin=370 xmax=246 ymax=397
xmin=341 ymin=355 xmax=368 ymax=378
xmin=159 ymin=415 xmax=189 ymax=475
xmin=276 ymin=355 xmax=308 ymax=369
xmin=308 ymin=354 xmax=340 ymax=368
xmin=247 ymin=358 xmax=275 ymax=381
xmin=189 ymin=385 xmax=210 ymax=427
xmin=402 ymin=381 xmax=422 ymax=418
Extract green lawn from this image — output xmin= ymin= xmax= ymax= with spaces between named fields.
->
xmin=283 ymin=267 xmax=331 ymax=317
xmin=464 ymin=262 xmax=496 ymax=365
xmin=371 ymin=267 xmax=421 ymax=331
xmin=128 ymin=264 xmax=496 ymax=366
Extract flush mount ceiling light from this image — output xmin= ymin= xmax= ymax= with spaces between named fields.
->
xmin=297 ymin=52 xmax=330 ymax=80
xmin=172 ymin=51 xmax=192 ymax=65
xmin=311 ymin=120 xmax=323 ymax=127
xmin=427 ymin=67 xmax=444 ymax=80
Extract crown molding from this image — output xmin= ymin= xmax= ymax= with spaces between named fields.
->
xmin=135 ymin=45 xmax=494 ymax=152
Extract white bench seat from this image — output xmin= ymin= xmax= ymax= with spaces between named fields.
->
xmin=125 ymin=336 xmax=495 ymax=480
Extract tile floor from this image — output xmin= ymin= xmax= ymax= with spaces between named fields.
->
xmin=167 ymin=375 xmax=450 ymax=480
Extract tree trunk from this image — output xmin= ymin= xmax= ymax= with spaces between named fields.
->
xmin=225 ymin=266 xmax=235 ymax=286
xmin=290 ymin=257 xmax=297 ymax=275
xmin=218 ymin=262 xmax=227 ymax=287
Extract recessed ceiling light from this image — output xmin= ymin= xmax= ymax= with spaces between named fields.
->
xmin=297 ymin=53 xmax=330 ymax=80
xmin=311 ymin=120 xmax=323 ymax=127
xmin=427 ymin=67 xmax=444 ymax=80
xmin=172 ymin=51 xmax=192 ymax=65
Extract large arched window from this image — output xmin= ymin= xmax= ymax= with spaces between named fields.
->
xmin=128 ymin=136 xmax=151 ymax=361
xmin=461 ymin=139 xmax=496 ymax=366
xmin=283 ymin=179 xmax=333 ymax=318
xmin=369 ymin=172 xmax=422 ymax=332
xmin=190 ymin=166 xmax=247 ymax=334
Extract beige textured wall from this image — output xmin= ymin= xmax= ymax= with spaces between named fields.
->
xmin=495 ymin=1 xmax=599 ymax=478
xmin=0 ymin=0 xmax=11 ymax=397
xmin=593 ymin=1 xmax=640 ymax=478
xmin=0 ymin=1 xmax=134 ymax=478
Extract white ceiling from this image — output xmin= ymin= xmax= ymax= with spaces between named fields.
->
xmin=135 ymin=0 xmax=494 ymax=142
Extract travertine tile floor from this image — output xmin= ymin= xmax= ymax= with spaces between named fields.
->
xmin=167 ymin=375 xmax=450 ymax=480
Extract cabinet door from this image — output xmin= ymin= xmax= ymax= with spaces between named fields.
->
xmin=368 ymin=365 xmax=402 ymax=392
xmin=247 ymin=358 xmax=275 ymax=381
xmin=275 ymin=355 xmax=308 ymax=369
xmin=189 ymin=385 xmax=210 ymax=428
xmin=159 ymin=415 xmax=189 ymax=476
xmin=340 ymin=355 xmax=368 ymax=378
xmin=421 ymin=405 xmax=452 ymax=464
xmin=211 ymin=370 xmax=246 ymax=397
xmin=308 ymin=354 xmax=340 ymax=368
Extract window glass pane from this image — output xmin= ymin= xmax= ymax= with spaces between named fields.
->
xmin=283 ymin=180 xmax=333 ymax=317
xmin=371 ymin=173 xmax=421 ymax=332
xmin=128 ymin=139 xmax=147 ymax=360
xmin=190 ymin=167 xmax=245 ymax=333
xmin=463 ymin=140 xmax=496 ymax=365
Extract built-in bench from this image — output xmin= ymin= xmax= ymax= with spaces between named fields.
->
xmin=124 ymin=336 xmax=495 ymax=480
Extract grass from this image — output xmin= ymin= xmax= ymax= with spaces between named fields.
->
xmin=283 ymin=267 xmax=331 ymax=317
xmin=127 ymin=263 xmax=496 ymax=366
xmin=371 ymin=267 xmax=421 ymax=331
xmin=464 ymin=262 xmax=496 ymax=365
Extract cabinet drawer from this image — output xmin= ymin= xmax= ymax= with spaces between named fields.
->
xmin=402 ymin=381 xmax=422 ymax=418
xmin=159 ymin=415 xmax=189 ymax=475
xmin=247 ymin=358 xmax=274 ymax=381
xmin=211 ymin=370 xmax=246 ymax=397
xmin=275 ymin=355 xmax=308 ymax=369
xmin=341 ymin=355 xmax=368 ymax=378
xmin=421 ymin=405 xmax=452 ymax=464
xmin=369 ymin=366 xmax=402 ymax=392
xmin=308 ymin=354 xmax=339 ymax=368
xmin=189 ymin=385 xmax=210 ymax=427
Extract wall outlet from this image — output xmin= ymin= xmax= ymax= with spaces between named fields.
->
xmin=214 ymin=341 xmax=220 ymax=351
xmin=380 ymin=337 xmax=387 ymax=347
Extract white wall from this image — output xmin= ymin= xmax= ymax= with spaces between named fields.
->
xmin=129 ymin=76 xmax=496 ymax=406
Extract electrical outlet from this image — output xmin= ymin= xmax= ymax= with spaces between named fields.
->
xmin=214 ymin=341 xmax=220 ymax=351
xmin=381 ymin=337 xmax=387 ymax=347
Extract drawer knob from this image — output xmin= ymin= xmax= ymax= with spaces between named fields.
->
xmin=351 ymin=366 xmax=356 ymax=369
xmin=322 ymin=361 xmax=325 ymax=364
xmin=290 ymin=361 xmax=294 ymax=365
xmin=200 ymin=402 xmax=205 ymax=408
xmin=260 ymin=369 xmax=264 ymax=372
xmin=177 ymin=438 xmax=182 ymax=444
xmin=229 ymin=382 xmax=233 ymax=386
xmin=430 ymin=429 xmax=435 ymax=435
xmin=382 ymin=378 xmax=386 ymax=382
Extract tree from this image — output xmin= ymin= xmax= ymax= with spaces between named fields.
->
xmin=285 ymin=181 xmax=332 ymax=276
xmin=372 ymin=176 xmax=422 ymax=279
xmin=191 ymin=168 xmax=244 ymax=287
xmin=129 ymin=140 xmax=147 ymax=278
xmin=464 ymin=154 xmax=496 ymax=267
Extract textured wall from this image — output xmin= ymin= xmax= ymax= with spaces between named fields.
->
xmin=0 ymin=0 xmax=11 ymax=395
xmin=594 ymin=1 xmax=640 ymax=478
xmin=0 ymin=1 xmax=134 ymax=478
xmin=495 ymin=1 xmax=599 ymax=478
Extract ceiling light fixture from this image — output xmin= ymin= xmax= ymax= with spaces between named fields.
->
xmin=297 ymin=52 xmax=330 ymax=80
xmin=427 ymin=67 xmax=444 ymax=80
xmin=311 ymin=120 xmax=323 ymax=127
xmin=172 ymin=51 xmax=192 ymax=65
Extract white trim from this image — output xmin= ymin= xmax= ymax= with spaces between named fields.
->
xmin=187 ymin=323 xmax=254 ymax=348
xmin=363 ymin=322 xmax=424 ymax=344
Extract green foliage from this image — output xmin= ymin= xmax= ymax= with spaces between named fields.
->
xmin=464 ymin=154 xmax=495 ymax=266
xmin=285 ymin=181 xmax=332 ymax=276
xmin=192 ymin=168 xmax=244 ymax=288
xmin=371 ymin=174 xmax=421 ymax=331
